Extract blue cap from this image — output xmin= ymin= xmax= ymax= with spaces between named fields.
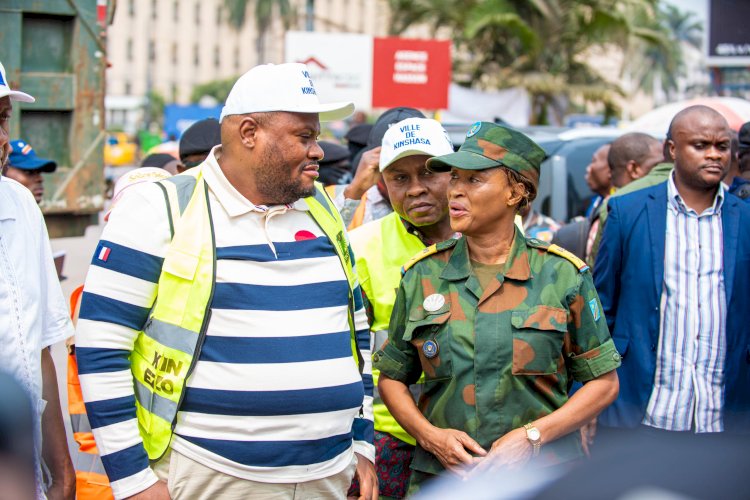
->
xmin=7 ymin=140 xmax=57 ymax=172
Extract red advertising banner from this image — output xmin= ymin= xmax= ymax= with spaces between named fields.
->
xmin=372 ymin=37 xmax=451 ymax=109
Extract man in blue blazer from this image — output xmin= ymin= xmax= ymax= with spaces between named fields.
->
xmin=594 ymin=106 xmax=750 ymax=435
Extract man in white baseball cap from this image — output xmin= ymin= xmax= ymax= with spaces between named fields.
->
xmin=347 ymin=117 xmax=456 ymax=499
xmin=0 ymin=60 xmax=76 ymax=499
xmin=76 ymin=63 xmax=377 ymax=499
xmin=0 ymin=61 xmax=35 ymax=166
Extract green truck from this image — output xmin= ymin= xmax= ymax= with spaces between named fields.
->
xmin=0 ymin=0 xmax=112 ymax=237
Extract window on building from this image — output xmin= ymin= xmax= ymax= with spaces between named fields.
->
xmin=195 ymin=2 xmax=201 ymax=25
xmin=173 ymin=1 xmax=179 ymax=22
xmin=124 ymin=81 xmax=132 ymax=95
xmin=216 ymin=5 xmax=223 ymax=26
xmin=234 ymin=45 xmax=240 ymax=71
xmin=126 ymin=38 xmax=133 ymax=61
xmin=149 ymin=40 xmax=156 ymax=62
xmin=214 ymin=46 xmax=221 ymax=68
xmin=171 ymin=42 xmax=178 ymax=65
xmin=193 ymin=44 xmax=200 ymax=66
xmin=128 ymin=0 xmax=135 ymax=17
xmin=305 ymin=0 xmax=315 ymax=31
xmin=151 ymin=0 xmax=157 ymax=20
xmin=171 ymin=83 xmax=178 ymax=103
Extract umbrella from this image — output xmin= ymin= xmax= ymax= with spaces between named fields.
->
xmin=625 ymin=97 xmax=750 ymax=136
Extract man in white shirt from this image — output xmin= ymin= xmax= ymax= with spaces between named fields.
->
xmin=0 ymin=60 xmax=75 ymax=500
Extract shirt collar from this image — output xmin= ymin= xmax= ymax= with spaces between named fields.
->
xmin=440 ymin=228 xmax=531 ymax=282
xmin=200 ymin=146 xmax=309 ymax=217
xmin=667 ymin=170 xmax=725 ymax=216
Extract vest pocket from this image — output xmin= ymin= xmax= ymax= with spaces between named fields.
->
xmin=511 ymin=306 xmax=567 ymax=375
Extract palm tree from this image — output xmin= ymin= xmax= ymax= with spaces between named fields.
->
xmin=224 ymin=0 xmax=296 ymax=64
xmin=389 ymin=0 xmax=665 ymax=124
xmin=624 ymin=4 xmax=703 ymax=104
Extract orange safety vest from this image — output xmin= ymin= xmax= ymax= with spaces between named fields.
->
xmin=68 ymin=285 xmax=114 ymax=500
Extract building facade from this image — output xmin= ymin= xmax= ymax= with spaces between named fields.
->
xmin=105 ymin=0 xmax=392 ymax=133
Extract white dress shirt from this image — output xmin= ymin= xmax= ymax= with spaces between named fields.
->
xmin=0 ymin=176 xmax=74 ymax=497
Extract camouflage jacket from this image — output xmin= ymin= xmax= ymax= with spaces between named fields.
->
xmin=373 ymin=229 xmax=620 ymax=477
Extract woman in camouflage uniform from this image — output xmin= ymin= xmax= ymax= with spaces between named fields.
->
xmin=374 ymin=122 xmax=621 ymax=493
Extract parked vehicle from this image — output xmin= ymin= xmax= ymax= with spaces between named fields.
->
xmin=1 ymin=1 xmax=113 ymax=237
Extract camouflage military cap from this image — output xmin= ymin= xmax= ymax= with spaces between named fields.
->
xmin=426 ymin=121 xmax=546 ymax=187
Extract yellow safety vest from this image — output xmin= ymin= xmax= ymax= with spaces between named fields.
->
xmin=132 ymin=166 xmax=363 ymax=460
xmin=350 ymin=212 xmax=426 ymax=445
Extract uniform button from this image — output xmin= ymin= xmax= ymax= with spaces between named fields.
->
xmin=613 ymin=352 xmax=621 ymax=362
xmin=373 ymin=353 xmax=380 ymax=362
xmin=650 ymin=343 xmax=656 ymax=351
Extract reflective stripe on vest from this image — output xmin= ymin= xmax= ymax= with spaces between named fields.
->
xmin=132 ymin=166 xmax=362 ymax=460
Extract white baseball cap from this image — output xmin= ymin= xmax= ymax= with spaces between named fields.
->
xmin=220 ymin=63 xmax=354 ymax=122
xmin=380 ymin=118 xmax=454 ymax=171
xmin=0 ymin=62 xmax=34 ymax=103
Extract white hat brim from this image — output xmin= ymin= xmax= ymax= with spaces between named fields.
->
xmin=0 ymin=88 xmax=35 ymax=103
xmin=222 ymin=101 xmax=354 ymax=122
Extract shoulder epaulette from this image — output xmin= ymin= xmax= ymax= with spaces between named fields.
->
xmin=401 ymin=239 xmax=458 ymax=276
xmin=546 ymin=244 xmax=590 ymax=273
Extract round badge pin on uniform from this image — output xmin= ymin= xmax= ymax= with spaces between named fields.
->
xmin=423 ymin=294 xmax=445 ymax=313
xmin=423 ymin=339 xmax=440 ymax=359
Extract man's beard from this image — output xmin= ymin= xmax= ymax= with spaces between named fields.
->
xmin=253 ymin=142 xmax=317 ymax=205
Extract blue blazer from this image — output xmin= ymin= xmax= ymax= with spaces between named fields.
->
xmin=594 ymin=182 xmax=750 ymax=433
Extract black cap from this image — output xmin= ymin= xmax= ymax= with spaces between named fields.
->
xmin=739 ymin=122 xmax=750 ymax=152
xmin=319 ymin=141 xmax=350 ymax=165
xmin=367 ymin=107 xmax=425 ymax=148
xmin=141 ymin=153 xmax=177 ymax=169
xmin=179 ymin=118 xmax=221 ymax=160
xmin=345 ymin=124 xmax=372 ymax=148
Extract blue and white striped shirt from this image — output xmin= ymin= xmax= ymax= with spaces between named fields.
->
xmin=644 ymin=173 xmax=726 ymax=433
xmin=76 ymin=151 xmax=374 ymax=498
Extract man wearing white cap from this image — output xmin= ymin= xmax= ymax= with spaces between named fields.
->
xmin=0 ymin=61 xmax=76 ymax=499
xmin=75 ymin=63 xmax=376 ymax=499
xmin=348 ymin=118 xmax=455 ymax=498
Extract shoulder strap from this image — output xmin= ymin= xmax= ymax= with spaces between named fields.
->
xmin=401 ymin=238 xmax=458 ymax=276
xmin=547 ymin=243 xmax=590 ymax=273
xmin=157 ymin=173 xmax=200 ymax=239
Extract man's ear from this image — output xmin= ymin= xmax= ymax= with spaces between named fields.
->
xmin=668 ymin=140 xmax=676 ymax=161
xmin=626 ymin=160 xmax=642 ymax=180
xmin=238 ymin=115 xmax=261 ymax=149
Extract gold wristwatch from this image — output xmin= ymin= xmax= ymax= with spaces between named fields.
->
xmin=524 ymin=423 xmax=541 ymax=456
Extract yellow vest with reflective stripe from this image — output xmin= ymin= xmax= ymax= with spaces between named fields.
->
xmin=132 ymin=166 xmax=362 ymax=460
xmin=350 ymin=212 xmax=427 ymax=446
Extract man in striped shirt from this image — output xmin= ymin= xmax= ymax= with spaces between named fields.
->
xmin=75 ymin=64 xmax=376 ymax=499
xmin=594 ymin=105 xmax=750 ymax=439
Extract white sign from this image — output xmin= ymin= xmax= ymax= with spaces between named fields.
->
xmin=285 ymin=31 xmax=373 ymax=111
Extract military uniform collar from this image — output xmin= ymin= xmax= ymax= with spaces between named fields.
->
xmin=440 ymin=228 xmax=531 ymax=282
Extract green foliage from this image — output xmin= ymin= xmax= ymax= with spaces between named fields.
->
xmin=191 ymin=77 xmax=237 ymax=103
xmin=625 ymin=3 xmax=703 ymax=102
xmin=389 ymin=0 xmax=669 ymax=124
xmin=145 ymin=90 xmax=166 ymax=127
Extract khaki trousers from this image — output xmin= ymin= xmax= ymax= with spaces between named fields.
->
xmin=153 ymin=449 xmax=357 ymax=500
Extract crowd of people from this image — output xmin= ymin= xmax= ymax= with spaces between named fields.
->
xmin=1 ymin=57 xmax=749 ymax=500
